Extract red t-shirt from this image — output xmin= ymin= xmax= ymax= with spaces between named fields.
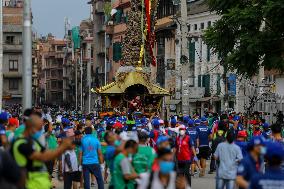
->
xmin=176 ymin=135 xmax=193 ymax=161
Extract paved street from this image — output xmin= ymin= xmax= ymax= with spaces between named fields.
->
xmin=53 ymin=162 xmax=215 ymax=189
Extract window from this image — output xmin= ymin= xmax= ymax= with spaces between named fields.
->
xmin=188 ymin=42 xmax=195 ymax=64
xmin=194 ymin=24 xmax=198 ymax=30
xmin=56 ymin=46 xmax=64 ymax=51
xmin=51 ymin=81 xmax=57 ymax=89
xmin=217 ymin=74 xmax=221 ymax=95
xmin=201 ymin=23 xmax=204 ymax=30
xmin=207 ymin=46 xmax=210 ymax=62
xmin=202 ymin=75 xmax=211 ymax=97
xmin=187 ymin=24 xmax=191 ymax=32
xmin=6 ymin=36 xmax=15 ymax=44
xmin=50 ymin=70 xmax=57 ymax=77
xmin=208 ymin=21 xmax=212 ymax=27
xmin=113 ymin=42 xmax=122 ymax=62
xmin=58 ymin=81 xmax=63 ymax=89
xmin=9 ymin=79 xmax=19 ymax=90
xmin=9 ymin=60 xmax=18 ymax=71
xmin=115 ymin=9 xmax=122 ymax=24
xmin=157 ymin=0 xmax=176 ymax=19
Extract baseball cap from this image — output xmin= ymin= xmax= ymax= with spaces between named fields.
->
xmin=179 ymin=125 xmax=186 ymax=130
xmin=194 ymin=119 xmax=201 ymax=125
xmin=170 ymin=118 xmax=177 ymax=125
xmin=152 ymin=119 xmax=160 ymax=127
xmin=262 ymin=122 xmax=269 ymax=128
xmin=159 ymin=119 xmax=164 ymax=125
xmin=237 ymin=130 xmax=248 ymax=138
xmin=8 ymin=117 xmax=19 ymax=127
xmin=188 ymin=119 xmax=194 ymax=126
xmin=113 ymin=121 xmax=123 ymax=129
xmin=183 ymin=116 xmax=190 ymax=123
xmin=61 ymin=118 xmax=71 ymax=125
xmin=250 ymin=120 xmax=259 ymax=125
xmin=201 ymin=116 xmax=207 ymax=122
xmin=156 ymin=136 xmax=169 ymax=146
xmin=248 ymin=136 xmax=265 ymax=148
xmin=233 ymin=115 xmax=241 ymax=121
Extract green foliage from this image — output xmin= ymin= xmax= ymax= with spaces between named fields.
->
xmin=104 ymin=2 xmax=112 ymax=16
xmin=204 ymin=0 xmax=284 ymax=77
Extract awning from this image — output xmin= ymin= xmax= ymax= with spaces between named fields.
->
xmin=95 ymin=70 xmax=169 ymax=96
xmin=166 ymin=100 xmax=181 ymax=105
xmin=188 ymin=96 xmax=221 ymax=102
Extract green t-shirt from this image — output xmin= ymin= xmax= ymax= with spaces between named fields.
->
xmin=100 ymin=132 xmax=107 ymax=155
xmin=75 ymin=146 xmax=82 ymax=162
xmin=132 ymin=145 xmax=156 ymax=174
xmin=46 ymin=134 xmax=58 ymax=150
xmin=113 ymin=153 xmax=135 ymax=189
xmin=14 ymin=125 xmax=25 ymax=139
xmin=6 ymin=130 xmax=14 ymax=142
xmin=208 ymin=117 xmax=214 ymax=128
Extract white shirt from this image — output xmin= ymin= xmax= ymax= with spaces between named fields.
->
xmin=62 ymin=150 xmax=79 ymax=173
xmin=137 ymin=172 xmax=191 ymax=189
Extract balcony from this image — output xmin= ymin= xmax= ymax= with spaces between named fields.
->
xmin=106 ymin=22 xmax=114 ymax=34
xmin=113 ymin=23 xmax=127 ymax=34
xmin=112 ymin=0 xmax=130 ymax=9
xmin=97 ymin=25 xmax=106 ymax=33
xmin=3 ymin=72 xmax=22 ymax=78
xmin=95 ymin=1 xmax=104 ymax=13
xmin=3 ymin=43 xmax=22 ymax=52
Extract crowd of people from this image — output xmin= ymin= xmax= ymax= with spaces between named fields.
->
xmin=0 ymin=107 xmax=283 ymax=189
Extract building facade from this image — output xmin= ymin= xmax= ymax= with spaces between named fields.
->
xmin=39 ymin=35 xmax=65 ymax=105
xmin=2 ymin=1 xmax=24 ymax=105
xmin=89 ymin=0 xmax=111 ymax=87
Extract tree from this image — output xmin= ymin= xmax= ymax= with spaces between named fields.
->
xmin=204 ymin=0 xmax=284 ymax=78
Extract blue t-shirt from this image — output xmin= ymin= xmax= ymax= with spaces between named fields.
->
xmin=81 ymin=134 xmax=101 ymax=165
xmin=234 ymin=140 xmax=248 ymax=157
xmin=0 ymin=124 xmax=6 ymax=147
xmin=0 ymin=124 xmax=6 ymax=135
xmin=237 ymin=154 xmax=264 ymax=183
xmin=186 ymin=127 xmax=197 ymax=146
xmin=196 ymin=125 xmax=211 ymax=147
xmin=249 ymin=168 xmax=284 ymax=189
xmin=104 ymin=145 xmax=116 ymax=172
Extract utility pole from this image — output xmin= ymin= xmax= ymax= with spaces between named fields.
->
xmin=23 ymin=0 xmax=32 ymax=109
xmin=63 ymin=17 xmax=69 ymax=102
xmin=180 ymin=0 xmax=190 ymax=114
xmin=80 ymin=48 xmax=83 ymax=112
xmin=104 ymin=32 xmax=107 ymax=85
xmin=0 ymin=0 xmax=3 ymax=110
xmin=87 ymin=37 xmax=92 ymax=113
xmin=75 ymin=50 xmax=78 ymax=111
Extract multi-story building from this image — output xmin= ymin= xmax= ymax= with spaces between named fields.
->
xmin=32 ymin=35 xmax=40 ymax=105
xmin=160 ymin=0 xmax=237 ymax=115
xmin=154 ymin=1 xmax=179 ymax=115
xmin=89 ymin=0 xmax=111 ymax=87
xmin=80 ymin=19 xmax=94 ymax=111
xmin=2 ymin=1 xmax=24 ymax=105
xmin=40 ymin=35 xmax=65 ymax=105
xmin=185 ymin=0 xmax=224 ymax=114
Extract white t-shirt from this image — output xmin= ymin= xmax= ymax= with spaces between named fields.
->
xmin=62 ymin=150 xmax=79 ymax=173
xmin=137 ymin=172 xmax=191 ymax=189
